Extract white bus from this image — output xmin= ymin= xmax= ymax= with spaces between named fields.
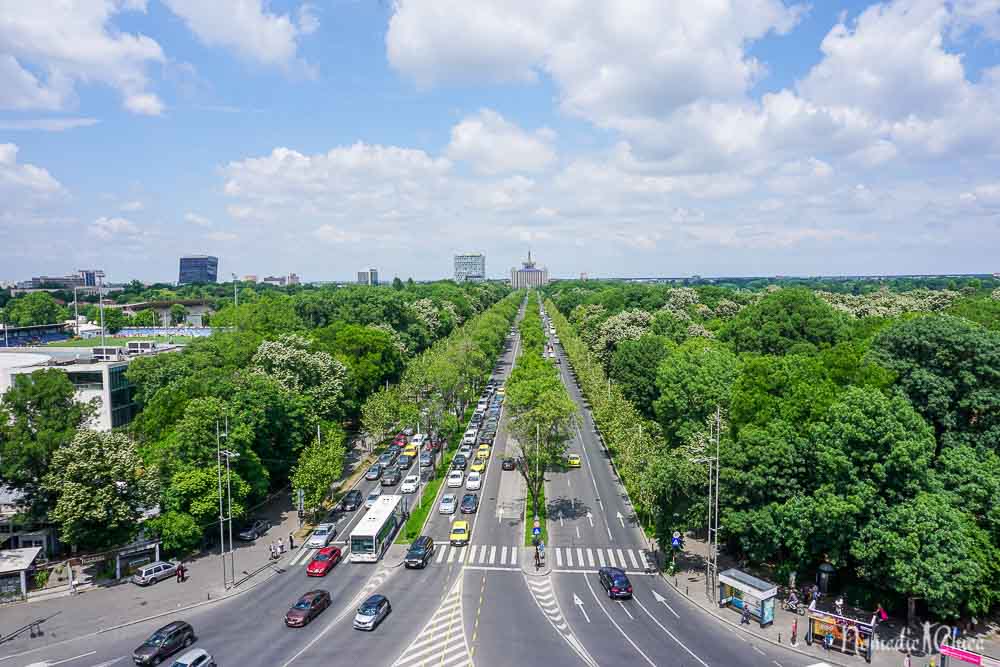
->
xmin=350 ymin=495 xmax=404 ymax=563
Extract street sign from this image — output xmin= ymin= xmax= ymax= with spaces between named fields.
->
xmin=532 ymin=526 xmax=541 ymax=536
xmin=297 ymin=489 xmax=304 ymax=512
xmin=671 ymin=531 xmax=682 ymax=548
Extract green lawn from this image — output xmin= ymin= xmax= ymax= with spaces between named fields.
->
xmin=524 ymin=481 xmax=548 ymax=547
xmin=47 ymin=336 xmax=192 ymax=347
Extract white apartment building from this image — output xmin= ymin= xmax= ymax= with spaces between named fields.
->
xmin=454 ymin=253 xmax=486 ymax=282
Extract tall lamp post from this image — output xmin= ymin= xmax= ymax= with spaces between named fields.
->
xmin=216 ymin=417 xmax=239 ymax=589
xmin=96 ymin=270 xmax=107 ymax=348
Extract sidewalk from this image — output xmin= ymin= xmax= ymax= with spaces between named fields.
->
xmin=662 ymin=534 xmax=1000 ymax=667
xmin=0 ymin=491 xmax=301 ymax=652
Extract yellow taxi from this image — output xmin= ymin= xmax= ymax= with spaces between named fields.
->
xmin=403 ymin=444 xmax=419 ymax=458
xmin=470 ymin=456 xmax=488 ymax=473
xmin=476 ymin=444 xmax=491 ymax=459
xmin=496 ymin=386 xmax=506 ymax=396
xmin=450 ymin=520 xmax=470 ymax=546
xmin=566 ymin=453 xmax=582 ymax=468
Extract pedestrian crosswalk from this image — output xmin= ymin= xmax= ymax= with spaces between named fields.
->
xmin=430 ymin=543 xmax=651 ymax=573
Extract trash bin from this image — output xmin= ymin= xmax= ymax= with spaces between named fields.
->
xmin=817 ymin=563 xmax=835 ymax=595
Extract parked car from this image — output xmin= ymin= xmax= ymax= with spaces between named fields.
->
xmin=381 ymin=466 xmax=402 ymax=486
xmin=340 ymin=489 xmax=363 ymax=511
xmin=168 ymin=648 xmax=215 ymax=667
xmin=439 ymin=493 xmax=458 ymax=514
xmin=366 ymin=488 xmax=382 ymax=508
xmin=238 ymin=518 xmax=270 ymax=541
xmin=598 ymin=567 xmax=633 ymax=599
xmin=502 ymin=458 xmax=516 ymax=471
xmin=285 ymin=589 xmax=331 ymax=627
xmin=404 ymin=536 xmax=435 ymax=569
xmin=465 ymin=471 xmax=482 ymax=490
xmin=446 ymin=470 xmax=464 ymax=488
xmin=132 ymin=620 xmax=195 ymax=664
xmin=419 ymin=451 xmax=433 ymax=467
xmin=306 ymin=523 xmax=337 ymax=549
xmin=460 ymin=493 xmax=479 ymax=514
xmin=132 ymin=561 xmax=177 ymax=586
xmin=365 ymin=463 xmax=382 ymax=481
xmin=353 ymin=594 xmax=391 ymax=631
xmin=306 ymin=546 xmax=343 ymax=577
xmin=401 ymin=474 xmax=419 ymax=494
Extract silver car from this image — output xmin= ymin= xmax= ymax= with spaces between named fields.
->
xmin=131 ymin=561 xmax=177 ymax=586
xmin=439 ymin=493 xmax=457 ymax=514
xmin=353 ymin=594 xmax=391 ymax=631
xmin=366 ymin=488 xmax=382 ymax=508
xmin=169 ymin=648 xmax=216 ymax=667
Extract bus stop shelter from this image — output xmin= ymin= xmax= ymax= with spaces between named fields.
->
xmin=718 ymin=568 xmax=778 ymax=627
xmin=804 ymin=606 xmax=875 ymax=663
xmin=0 ymin=547 xmax=42 ymax=601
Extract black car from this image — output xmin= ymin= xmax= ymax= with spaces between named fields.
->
xmin=341 ymin=489 xmax=363 ymax=511
xmin=238 ymin=518 xmax=270 ymax=541
xmin=460 ymin=493 xmax=478 ymax=514
xmin=381 ymin=466 xmax=402 ymax=486
xmin=404 ymin=536 xmax=435 ymax=569
xmin=501 ymin=458 xmax=516 ymax=471
xmin=451 ymin=455 xmax=467 ymax=470
xmin=598 ymin=567 xmax=633 ymax=599
xmin=397 ymin=454 xmax=414 ymax=471
xmin=132 ymin=620 xmax=195 ymax=664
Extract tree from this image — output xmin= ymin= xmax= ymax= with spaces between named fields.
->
xmin=653 ymin=339 xmax=740 ymax=445
xmin=251 ymin=334 xmax=347 ymax=420
xmin=103 ymin=308 xmax=127 ymax=334
xmin=163 ymin=465 xmax=251 ymax=528
xmin=392 ymin=277 xmax=404 ymax=291
xmin=853 ymin=493 xmax=999 ymax=618
xmin=170 ymin=304 xmax=188 ymax=325
xmin=610 ymin=334 xmax=673 ymax=419
xmin=720 ymin=288 xmax=848 ymax=355
xmin=147 ymin=511 xmax=202 ymax=556
xmin=290 ymin=424 xmax=347 ymax=512
xmin=313 ymin=324 xmax=405 ymax=415
xmin=130 ymin=309 xmax=158 ymax=327
xmin=0 ymin=369 xmax=96 ymax=516
xmin=43 ymin=430 xmax=159 ymax=550
xmin=870 ymin=315 xmax=1000 ymax=453
xmin=5 ymin=292 xmax=66 ymax=327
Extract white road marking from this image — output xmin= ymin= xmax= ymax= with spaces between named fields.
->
xmin=651 ymin=589 xmax=680 ymax=618
xmin=617 ymin=600 xmax=634 ymax=619
xmin=566 ymin=548 xmax=574 ymax=567
xmin=597 ymin=550 xmax=606 ymax=567
xmin=587 ymin=548 xmax=595 ymax=566
xmin=555 ymin=548 xmax=563 ymax=568
xmin=584 ymin=576 xmax=655 ymax=667
xmin=616 ymin=549 xmax=627 ymax=567
xmin=586 ymin=511 xmax=594 ymax=527
xmin=510 ymin=544 xmax=518 ymax=565
xmin=447 ymin=546 xmax=457 ymax=563
xmin=632 ymin=594 xmax=710 ymax=667
xmin=436 ymin=545 xmax=447 ymax=563
xmin=617 ymin=511 xmax=625 ymax=528
xmin=36 ymin=652 xmax=97 ymax=666
xmin=627 ymin=549 xmax=640 ymax=569
xmin=752 ymin=646 xmax=766 ymax=656
xmin=576 ymin=526 xmax=581 ymax=539
xmin=489 ymin=545 xmax=497 ymax=564
xmin=606 ymin=549 xmax=617 ymax=568
xmin=500 ymin=546 xmax=507 ymax=563
xmin=577 ymin=548 xmax=584 ymax=567
xmin=573 ymin=593 xmax=591 ymax=623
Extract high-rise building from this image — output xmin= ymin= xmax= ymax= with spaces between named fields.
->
xmin=78 ymin=269 xmax=99 ymax=287
xmin=178 ymin=255 xmax=218 ymax=284
xmin=358 ymin=268 xmax=378 ymax=286
xmin=454 ymin=253 xmax=486 ymax=282
xmin=510 ymin=251 xmax=548 ymax=289
xmin=288 ymin=273 xmax=300 ymax=286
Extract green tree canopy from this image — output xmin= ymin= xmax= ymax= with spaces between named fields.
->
xmin=653 ymin=339 xmax=739 ymax=445
xmin=6 ymin=292 xmax=66 ymax=327
xmin=720 ymin=288 xmax=848 ymax=355
xmin=609 ymin=334 xmax=673 ymax=419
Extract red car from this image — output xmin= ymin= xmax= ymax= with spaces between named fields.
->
xmin=306 ymin=546 xmax=342 ymax=577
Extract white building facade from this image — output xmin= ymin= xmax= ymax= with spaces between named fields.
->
xmin=510 ymin=252 xmax=549 ymax=288
xmin=454 ymin=253 xmax=486 ymax=282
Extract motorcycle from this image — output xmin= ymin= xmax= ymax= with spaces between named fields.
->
xmin=783 ymin=599 xmax=806 ymax=616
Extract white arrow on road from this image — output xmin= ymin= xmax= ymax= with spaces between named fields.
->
xmin=497 ymin=506 xmax=503 ymax=524
xmin=573 ymin=593 xmax=591 ymax=623
xmin=616 ymin=511 xmax=625 ymax=528
xmin=586 ymin=511 xmax=594 ymax=527
xmin=558 ymin=510 xmax=564 ymax=527
xmin=652 ymin=589 xmax=681 ymax=618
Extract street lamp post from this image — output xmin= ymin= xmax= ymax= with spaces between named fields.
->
xmin=97 ymin=272 xmax=107 ymax=348
xmin=216 ymin=420 xmax=227 ymax=589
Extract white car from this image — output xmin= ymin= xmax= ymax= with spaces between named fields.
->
xmin=306 ymin=523 xmax=336 ymax=549
xmin=439 ymin=493 xmax=457 ymax=514
xmin=462 ymin=429 xmax=478 ymax=445
xmin=458 ymin=444 xmax=474 ymax=459
xmin=401 ymin=474 xmax=419 ymax=493
xmin=365 ymin=488 xmax=382 ymax=508
xmin=447 ymin=470 xmax=465 ymax=488
xmin=410 ymin=433 xmax=427 ymax=447
xmin=170 ymin=648 xmax=216 ymax=667
xmin=465 ymin=471 xmax=482 ymax=490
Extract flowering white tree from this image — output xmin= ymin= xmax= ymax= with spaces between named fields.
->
xmin=252 ymin=334 xmax=347 ymax=418
xmin=595 ymin=309 xmax=653 ymax=363
xmin=410 ymin=298 xmax=442 ymax=336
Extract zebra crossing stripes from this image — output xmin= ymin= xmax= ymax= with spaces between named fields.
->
xmin=392 ymin=577 xmax=472 ymax=667
xmin=525 ymin=576 xmax=598 ymax=667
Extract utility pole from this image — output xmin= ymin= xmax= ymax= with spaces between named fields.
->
xmin=223 ymin=416 xmax=237 ymax=584
xmin=73 ymin=286 xmax=80 ymax=337
xmin=97 ymin=271 xmax=106 ymax=348
xmin=705 ymin=406 xmax=721 ymax=602
xmin=216 ymin=420 xmax=227 ymax=589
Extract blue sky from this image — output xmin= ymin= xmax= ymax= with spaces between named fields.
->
xmin=2 ymin=0 xmax=999 ymax=283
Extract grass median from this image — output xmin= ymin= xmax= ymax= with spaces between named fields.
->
xmin=523 ymin=481 xmax=548 ymax=547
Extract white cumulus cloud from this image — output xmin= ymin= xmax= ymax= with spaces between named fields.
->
xmin=447 ymin=109 xmax=556 ymax=175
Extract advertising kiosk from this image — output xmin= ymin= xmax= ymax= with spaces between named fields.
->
xmin=718 ymin=568 xmax=778 ymax=628
xmin=804 ymin=606 xmax=875 ymax=663
xmin=939 ymin=643 xmax=1000 ymax=666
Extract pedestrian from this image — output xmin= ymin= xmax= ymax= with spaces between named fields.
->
xmin=289 ymin=533 xmax=295 ymax=550
xmin=740 ymin=603 xmax=751 ymax=625
xmin=176 ymin=563 xmax=183 ymax=583
xmin=269 ymin=542 xmax=276 ymax=560
xmin=69 ymin=577 xmax=77 ymax=595
xmin=791 ymin=619 xmax=798 ymax=645
xmin=878 ymin=603 xmax=888 ymax=622
xmin=278 ymin=537 xmax=285 ymax=554
xmin=903 ymin=651 xmax=911 ymax=667
xmin=824 ymin=630 xmax=834 ymax=651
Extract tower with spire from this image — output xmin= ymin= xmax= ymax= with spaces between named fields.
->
xmin=510 ymin=249 xmax=548 ymax=288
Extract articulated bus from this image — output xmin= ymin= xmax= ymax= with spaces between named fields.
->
xmin=349 ymin=495 xmax=403 ymax=563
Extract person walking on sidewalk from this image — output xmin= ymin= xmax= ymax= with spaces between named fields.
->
xmin=740 ymin=603 xmax=751 ymax=625
xmin=289 ymin=533 xmax=295 ymax=550
xmin=278 ymin=537 xmax=285 ymax=555
xmin=175 ymin=563 xmax=183 ymax=583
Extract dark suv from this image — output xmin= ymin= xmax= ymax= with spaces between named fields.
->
xmin=404 ymin=536 xmax=436 ymax=569
xmin=341 ymin=489 xmax=363 ymax=511
xmin=598 ymin=567 xmax=633 ymax=599
xmin=132 ymin=620 xmax=195 ymax=664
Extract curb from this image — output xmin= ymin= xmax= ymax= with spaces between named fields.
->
xmin=658 ymin=571 xmax=851 ymax=667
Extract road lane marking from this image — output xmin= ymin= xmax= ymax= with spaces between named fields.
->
xmin=586 ymin=549 xmax=594 ymax=567
xmin=606 ymin=549 xmax=617 ymax=568
xmin=616 ymin=549 xmax=627 ymax=568
xmin=436 ymin=545 xmax=447 ymax=563
xmin=447 ymin=547 xmax=457 ymax=563
xmin=488 ymin=545 xmax=496 ymax=565
xmin=584 ymin=576 xmax=655 ymax=667
xmin=468 ymin=544 xmax=479 ymax=563
xmin=651 ymin=589 xmax=680 ymax=618
xmin=752 ymin=646 xmax=766 ymax=656
xmin=500 ymin=546 xmax=507 ymax=563
xmin=627 ymin=549 xmax=640 ymax=569
xmin=632 ymin=593 xmax=710 ymax=666
xmin=38 ymin=652 xmax=97 ymax=666
xmin=597 ymin=550 xmax=606 ymax=567
xmin=577 ymin=548 xmax=584 ymax=567
xmin=617 ymin=600 xmax=635 ymax=619
xmin=510 ymin=545 xmax=518 ymax=565
xmin=566 ymin=548 xmax=573 ymax=567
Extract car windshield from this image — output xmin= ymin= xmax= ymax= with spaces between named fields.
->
xmin=313 ymin=553 xmax=330 ymax=561
xmin=359 ymin=602 xmax=379 ymax=615
xmin=452 ymin=527 xmax=466 ymax=535
xmin=612 ymin=576 xmax=629 ymax=586
xmin=294 ymin=598 xmax=314 ymax=609
xmin=314 ymin=528 xmax=328 ymax=536
xmin=145 ymin=632 xmax=167 ymax=646
xmin=368 ymin=491 xmax=380 ymax=499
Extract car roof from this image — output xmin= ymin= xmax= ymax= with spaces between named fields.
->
xmin=175 ymin=648 xmax=210 ymax=661
xmin=600 ymin=566 xmax=627 ymax=576
xmin=412 ymin=536 xmax=432 ymax=547
xmin=157 ymin=620 xmax=189 ymax=632
xmin=346 ymin=489 xmax=362 ymax=497
xmin=363 ymin=594 xmax=385 ymax=604
xmin=452 ymin=520 xmax=469 ymax=528
xmin=442 ymin=493 xmax=455 ymax=500
xmin=301 ymin=589 xmax=329 ymax=600
xmin=316 ymin=523 xmax=334 ymax=530
xmin=316 ymin=546 xmax=339 ymax=555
